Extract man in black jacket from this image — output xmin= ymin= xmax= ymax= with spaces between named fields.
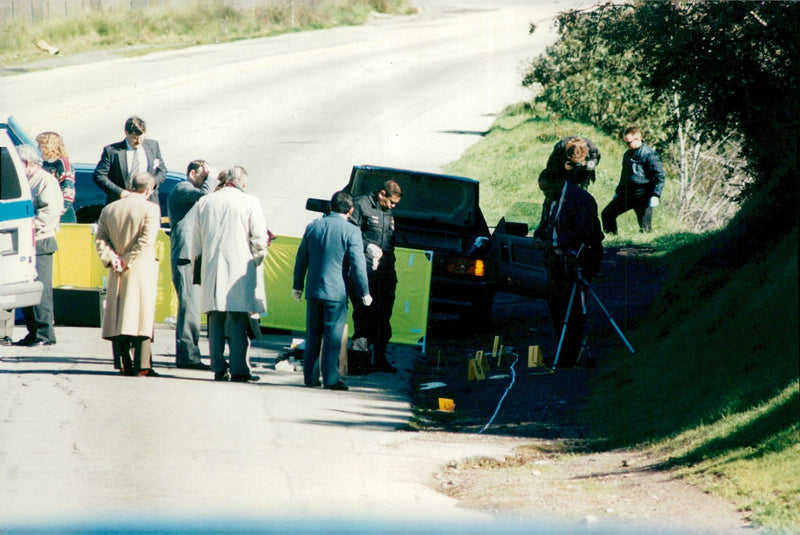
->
xmin=534 ymin=168 xmax=604 ymax=368
xmin=601 ymin=126 xmax=666 ymax=233
xmin=349 ymin=180 xmax=402 ymax=373
xmin=546 ymin=136 xmax=601 ymax=189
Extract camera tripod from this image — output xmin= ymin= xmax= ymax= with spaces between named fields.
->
xmin=552 ymin=264 xmax=635 ymax=369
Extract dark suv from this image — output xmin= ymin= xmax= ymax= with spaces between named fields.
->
xmin=308 ymin=165 xmax=509 ymax=324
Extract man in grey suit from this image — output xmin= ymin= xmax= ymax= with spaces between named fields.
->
xmin=93 ymin=116 xmax=167 ymax=206
xmin=167 ymin=160 xmax=213 ymax=370
xmin=293 ymin=191 xmax=371 ymax=391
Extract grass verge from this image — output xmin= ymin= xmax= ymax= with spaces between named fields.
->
xmin=448 ymin=102 xmax=799 ymax=532
xmin=0 ymin=0 xmax=414 ymax=67
xmin=444 ymin=102 xmax=687 ymax=239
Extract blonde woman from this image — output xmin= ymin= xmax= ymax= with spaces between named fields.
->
xmin=36 ymin=131 xmax=76 ymax=222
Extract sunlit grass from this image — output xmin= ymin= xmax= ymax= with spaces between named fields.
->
xmin=0 ymin=0 xmax=414 ymax=67
xmin=446 ymin=103 xmax=685 ymax=238
xmin=655 ymin=381 xmax=800 ymax=532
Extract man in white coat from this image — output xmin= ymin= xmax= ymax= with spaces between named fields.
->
xmin=192 ymin=166 xmax=268 ymax=382
xmin=95 ymin=172 xmax=161 ymax=376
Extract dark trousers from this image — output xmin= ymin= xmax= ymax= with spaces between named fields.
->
xmin=207 ymin=311 xmax=250 ymax=376
xmin=601 ymin=194 xmax=653 ymax=233
xmin=111 ymin=335 xmax=152 ymax=373
xmin=352 ymin=264 xmax=396 ymax=363
xmin=22 ymin=252 xmax=55 ymax=344
xmin=171 ymin=258 xmax=202 ymax=365
xmin=304 ymin=298 xmax=347 ymax=387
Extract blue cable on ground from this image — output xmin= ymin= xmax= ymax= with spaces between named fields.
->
xmin=478 ymin=349 xmax=519 ymax=434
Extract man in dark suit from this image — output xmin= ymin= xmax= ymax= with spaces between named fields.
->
xmin=167 ymin=159 xmax=213 ymax=370
xmin=534 ymin=168 xmax=604 ymax=368
xmin=93 ymin=116 xmax=167 ymax=206
xmin=292 ymin=191 xmax=371 ymax=391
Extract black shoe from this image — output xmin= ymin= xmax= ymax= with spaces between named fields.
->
xmin=177 ymin=362 xmax=211 ymax=370
xmin=214 ymin=370 xmax=230 ymax=382
xmin=137 ymin=369 xmax=160 ymax=377
xmin=305 ymin=381 xmax=322 ymax=388
xmin=230 ymin=374 xmax=260 ymax=383
xmin=20 ymin=339 xmax=55 ymax=347
xmin=0 ymin=336 xmax=12 ymax=346
xmin=324 ymin=381 xmax=349 ymax=391
xmin=12 ymin=337 xmax=36 ymax=346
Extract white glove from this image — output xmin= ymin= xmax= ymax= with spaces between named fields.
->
xmin=366 ymin=243 xmax=383 ymax=271
xmin=649 ymin=196 xmax=659 ymax=208
xmin=362 ymin=294 xmax=373 ymax=306
xmin=291 ymin=289 xmax=302 ymax=302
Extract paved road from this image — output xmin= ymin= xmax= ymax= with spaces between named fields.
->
xmin=1 ymin=0 xmax=585 ymax=237
xmin=1 ymin=325 xmax=525 ymax=527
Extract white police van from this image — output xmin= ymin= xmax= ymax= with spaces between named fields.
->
xmin=0 ymin=124 xmax=43 ymax=309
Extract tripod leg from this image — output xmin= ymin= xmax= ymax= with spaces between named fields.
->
xmin=586 ymin=285 xmax=636 ymax=354
xmin=553 ymin=282 xmax=579 ymax=369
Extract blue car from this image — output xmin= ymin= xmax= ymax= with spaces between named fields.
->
xmin=72 ymin=162 xmax=185 ymax=227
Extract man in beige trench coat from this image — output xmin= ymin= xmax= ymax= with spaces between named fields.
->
xmin=95 ymin=173 xmax=161 ymax=376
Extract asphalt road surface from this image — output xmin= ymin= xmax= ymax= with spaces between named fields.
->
xmin=0 ymin=326 xmax=524 ymax=529
xmin=1 ymin=0 xmax=585 ymax=237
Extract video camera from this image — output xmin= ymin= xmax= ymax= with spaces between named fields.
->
xmin=536 ymin=241 xmax=591 ymax=283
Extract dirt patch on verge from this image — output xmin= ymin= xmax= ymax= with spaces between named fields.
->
xmin=410 ymin=246 xmax=757 ymax=532
xmin=433 ymin=446 xmax=753 ymax=533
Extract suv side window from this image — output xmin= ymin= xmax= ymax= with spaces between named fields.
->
xmin=1 ymin=147 xmax=23 ymax=200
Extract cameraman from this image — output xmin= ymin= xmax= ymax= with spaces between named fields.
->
xmin=545 ymin=136 xmax=601 ymax=189
xmin=534 ymin=169 xmax=604 ymax=367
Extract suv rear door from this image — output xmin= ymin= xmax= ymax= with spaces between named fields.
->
xmin=490 ymin=201 xmax=548 ymax=298
xmin=0 ymin=131 xmax=43 ymax=309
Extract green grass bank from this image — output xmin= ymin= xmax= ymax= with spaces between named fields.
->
xmin=450 ymin=103 xmax=799 ymax=533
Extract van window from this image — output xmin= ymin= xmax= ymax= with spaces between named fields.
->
xmin=1 ymin=147 xmax=22 ymax=200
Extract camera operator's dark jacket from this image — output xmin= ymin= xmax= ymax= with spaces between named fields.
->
xmin=534 ymin=182 xmax=604 ymax=277
xmin=546 ymin=136 xmax=601 ymax=188
xmin=615 ymin=143 xmax=666 ymax=200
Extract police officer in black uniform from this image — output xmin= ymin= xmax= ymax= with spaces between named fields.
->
xmin=349 ymin=180 xmax=402 ymax=372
